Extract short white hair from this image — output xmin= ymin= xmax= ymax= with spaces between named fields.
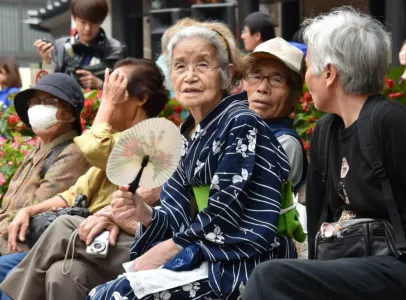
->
xmin=166 ymin=26 xmax=233 ymax=90
xmin=303 ymin=7 xmax=391 ymax=95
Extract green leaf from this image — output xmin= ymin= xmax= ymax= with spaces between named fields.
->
xmin=83 ymin=90 xmax=98 ymax=100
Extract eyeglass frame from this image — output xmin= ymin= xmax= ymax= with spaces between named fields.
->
xmin=172 ymin=62 xmax=221 ymax=76
xmin=27 ymin=97 xmax=61 ymax=108
xmin=245 ymin=72 xmax=290 ymax=88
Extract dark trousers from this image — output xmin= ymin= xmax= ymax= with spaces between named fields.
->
xmin=243 ymin=256 xmax=406 ymax=300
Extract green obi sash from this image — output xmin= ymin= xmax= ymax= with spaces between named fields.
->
xmin=192 ymin=186 xmax=210 ymax=212
xmin=192 ymin=183 xmax=306 ymax=243
xmin=277 ymin=182 xmax=306 ymax=243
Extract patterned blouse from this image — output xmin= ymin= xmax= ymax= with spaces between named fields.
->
xmin=131 ymin=92 xmax=296 ymax=299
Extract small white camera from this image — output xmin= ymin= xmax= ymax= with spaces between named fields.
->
xmin=86 ymin=231 xmax=110 ymax=258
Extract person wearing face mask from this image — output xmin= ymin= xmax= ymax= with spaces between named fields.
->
xmin=0 ymin=73 xmax=91 ymax=257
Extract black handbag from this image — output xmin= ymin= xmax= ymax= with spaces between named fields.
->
xmin=314 ymin=96 xmax=406 ymax=260
xmin=26 ymin=194 xmax=90 ymax=249
xmin=314 ymin=218 xmax=405 ymax=260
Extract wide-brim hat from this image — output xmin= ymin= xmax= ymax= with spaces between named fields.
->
xmin=251 ymin=37 xmax=305 ymax=80
xmin=14 ymin=73 xmax=84 ymax=134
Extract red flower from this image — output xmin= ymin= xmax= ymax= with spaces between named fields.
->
xmin=8 ymin=115 xmax=19 ymax=125
xmin=303 ymin=92 xmax=312 ymax=103
xmin=80 ymin=118 xmax=86 ymax=129
xmin=387 ymin=79 xmax=395 ymax=89
xmin=290 ymin=112 xmax=296 ymax=119
xmin=301 ymin=102 xmax=310 ymax=112
xmin=389 ymin=92 xmax=404 ymax=100
xmin=173 ymin=105 xmax=183 ymax=114
xmin=85 ymin=99 xmax=94 ymax=107
xmin=303 ymin=141 xmax=311 ymax=151
xmin=97 ymin=90 xmax=103 ymax=99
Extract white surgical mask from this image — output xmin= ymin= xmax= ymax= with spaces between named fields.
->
xmin=27 ymin=105 xmax=69 ymax=131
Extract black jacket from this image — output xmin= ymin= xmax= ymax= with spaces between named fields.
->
xmin=306 ymin=97 xmax=406 ymax=259
xmin=52 ymin=28 xmax=126 ymax=78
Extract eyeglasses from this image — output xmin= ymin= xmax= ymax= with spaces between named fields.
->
xmin=246 ymin=73 xmax=288 ymax=88
xmin=172 ymin=62 xmax=220 ymax=75
xmin=27 ymin=97 xmax=60 ymax=107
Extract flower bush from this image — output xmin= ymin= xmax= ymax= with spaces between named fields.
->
xmin=293 ymin=67 xmax=406 ymax=153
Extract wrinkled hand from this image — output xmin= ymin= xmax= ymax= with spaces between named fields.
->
xmin=100 ymin=186 xmax=153 ymax=228
xmin=95 ymin=205 xmax=137 ymax=236
xmin=8 ymin=208 xmax=32 ymax=252
xmin=76 ymin=70 xmax=103 ymax=89
xmin=34 ymin=39 xmax=53 ymax=64
xmin=133 ymin=239 xmax=180 ymax=272
xmin=78 ymin=215 xmax=120 ymax=246
xmin=100 ymin=68 xmax=128 ymax=106
xmin=137 ymin=187 xmax=162 ymax=206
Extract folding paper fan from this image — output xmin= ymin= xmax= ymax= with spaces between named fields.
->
xmin=106 ymin=118 xmax=182 ymax=192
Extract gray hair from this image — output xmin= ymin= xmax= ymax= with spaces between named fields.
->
xmin=302 ymin=7 xmax=391 ymax=95
xmin=166 ymin=26 xmax=233 ymax=90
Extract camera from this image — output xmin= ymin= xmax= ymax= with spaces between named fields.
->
xmin=86 ymin=231 xmax=110 ymax=258
xmin=41 ymin=38 xmax=53 ymax=46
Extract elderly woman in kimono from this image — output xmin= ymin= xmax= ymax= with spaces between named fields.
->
xmin=85 ymin=22 xmax=296 ymax=300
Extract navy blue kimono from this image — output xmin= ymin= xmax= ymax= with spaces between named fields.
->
xmin=87 ymin=92 xmax=296 ymax=300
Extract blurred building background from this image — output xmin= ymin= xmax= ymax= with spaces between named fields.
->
xmin=0 ymin=0 xmax=404 ymax=87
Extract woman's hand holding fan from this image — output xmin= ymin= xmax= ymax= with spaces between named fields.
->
xmin=99 ymin=186 xmax=153 ymax=228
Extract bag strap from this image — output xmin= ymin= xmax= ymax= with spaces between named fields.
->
xmin=357 ymin=96 xmax=406 ymax=250
xmin=318 ymin=114 xmax=335 ymax=223
xmin=40 ymin=139 xmax=74 ymax=180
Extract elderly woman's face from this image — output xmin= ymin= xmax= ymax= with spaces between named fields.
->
xmin=245 ymin=58 xmax=294 ymax=120
xmin=171 ymin=37 xmax=223 ymax=111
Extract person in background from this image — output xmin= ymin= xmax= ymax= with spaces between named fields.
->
xmin=241 ymin=12 xmax=276 ymax=52
xmin=34 ymin=0 xmax=126 ymax=89
xmin=243 ymin=8 xmax=406 ymax=300
xmin=245 ymin=37 xmax=308 ymax=257
xmin=0 ymin=73 xmax=90 ymax=257
xmin=0 ymin=57 xmax=22 ymax=111
xmin=0 ymin=58 xmax=168 ymax=300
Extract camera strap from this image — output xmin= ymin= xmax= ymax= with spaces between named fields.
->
xmin=62 ymin=229 xmax=79 ymax=275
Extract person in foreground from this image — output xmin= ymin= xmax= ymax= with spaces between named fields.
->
xmin=0 ymin=58 xmax=166 ymax=300
xmin=0 ymin=73 xmax=91 ymax=256
xmin=83 ymin=21 xmax=294 ymax=300
xmin=243 ymin=7 xmax=406 ymax=300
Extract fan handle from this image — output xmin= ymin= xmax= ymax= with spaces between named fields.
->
xmin=129 ymin=155 xmax=150 ymax=194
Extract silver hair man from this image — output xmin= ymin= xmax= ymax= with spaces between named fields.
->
xmin=166 ymin=26 xmax=234 ymax=90
xmin=302 ymin=7 xmax=391 ymax=95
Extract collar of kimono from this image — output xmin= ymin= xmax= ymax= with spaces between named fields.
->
xmin=181 ymin=91 xmax=248 ymax=139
